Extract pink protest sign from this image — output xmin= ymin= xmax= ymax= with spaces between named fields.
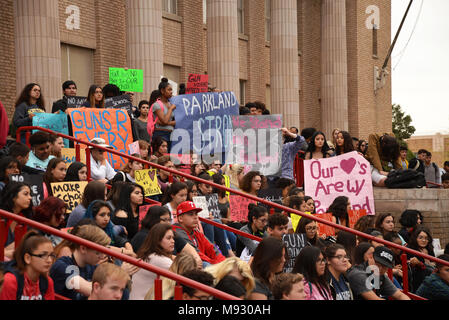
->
xmin=129 ymin=141 xmax=140 ymax=155
xmin=304 ymin=152 xmax=375 ymax=215
xmin=229 ymin=195 xmax=257 ymax=222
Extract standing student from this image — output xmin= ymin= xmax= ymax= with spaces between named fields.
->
xmin=0 ymin=231 xmax=55 ymax=300
xmin=151 ymin=78 xmax=176 ymax=149
xmin=49 ymin=135 xmax=64 ymax=158
xmin=51 ymin=80 xmax=77 ymax=114
xmin=305 ymin=131 xmax=333 ymax=160
xmin=325 ymin=244 xmax=353 ymax=300
xmin=248 ymin=237 xmax=286 ymax=300
xmin=280 ymin=128 xmax=306 ymax=180
xmin=423 ymin=151 xmax=441 ymax=187
xmin=64 ymin=162 xmax=88 ymax=182
xmin=292 ymin=246 xmax=333 ymax=300
xmin=43 ymin=158 xmax=67 ymax=197
xmin=13 ymin=83 xmax=46 ymax=144
xmin=130 ymin=223 xmax=174 ymax=300
xmin=335 ymin=131 xmax=355 ymax=156
xmin=132 ymin=100 xmax=151 ymax=142
xmin=88 ymin=262 xmax=130 ymax=300
xmin=81 ymin=85 xmax=105 ymax=108
xmin=26 ymin=132 xmax=55 ymax=172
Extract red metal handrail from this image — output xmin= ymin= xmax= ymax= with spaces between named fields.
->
xmin=426 ymin=181 xmax=443 ymax=188
xmin=0 ymin=208 xmax=240 ymax=300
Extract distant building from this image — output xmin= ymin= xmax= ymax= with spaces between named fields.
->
xmin=406 ymin=133 xmax=449 ymax=167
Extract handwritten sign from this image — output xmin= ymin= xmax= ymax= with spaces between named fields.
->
xmin=10 ymin=173 xmax=44 ymax=207
xmin=205 ymin=194 xmax=221 ymax=219
xmin=109 ymin=67 xmax=144 ymax=92
xmin=61 ymin=148 xmax=86 ymax=165
xmin=348 ymin=209 xmax=367 ymax=229
xmin=226 ymin=115 xmax=283 ymax=176
xmin=171 ymin=91 xmax=239 ymax=161
xmin=186 ymin=74 xmax=209 ymax=94
xmin=304 ymin=152 xmax=375 ymax=215
xmin=51 ymin=181 xmax=88 ymax=213
xmin=257 ymin=188 xmax=283 ymax=213
xmin=66 ymin=96 xmax=87 ymax=108
xmin=283 ymin=233 xmax=307 ymax=273
xmin=135 ymin=169 xmax=162 ymax=196
xmin=105 ymin=94 xmax=133 ymax=115
xmin=316 ymin=213 xmax=335 ymax=237
xmin=32 ymin=111 xmax=69 ymax=147
xmin=192 ymin=196 xmax=210 ymax=219
xmin=68 ymin=108 xmax=133 ymax=169
xmin=229 ymin=195 xmax=257 ymax=222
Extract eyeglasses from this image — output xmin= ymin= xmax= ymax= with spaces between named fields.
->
xmin=253 ymin=179 xmax=262 ymax=183
xmin=316 ymin=258 xmax=327 ymax=264
xmin=29 ymin=252 xmax=57 ymax=260
xmin=192 ymin=294 xmax=213 ymax=300
xmin=330 ymin=255 xmax=349 ymax=261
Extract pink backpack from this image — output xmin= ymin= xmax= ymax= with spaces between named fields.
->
xmin=147 ymin=99 xmax=165 ymax=138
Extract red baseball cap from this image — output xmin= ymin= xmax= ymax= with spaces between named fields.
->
xmin=176 ymin=201 xmax=202 ymax=217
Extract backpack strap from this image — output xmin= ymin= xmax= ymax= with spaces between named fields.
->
xmin=6 ymin=269 xmax=25 ymax=300
xmin=38 ymin=275 xmax=48 ymax=300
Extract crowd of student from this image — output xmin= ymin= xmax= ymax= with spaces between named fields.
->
xmin=0 ymin=79 xmax=448 ymax=301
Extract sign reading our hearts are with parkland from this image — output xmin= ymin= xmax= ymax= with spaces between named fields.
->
xmin=304 ymin=152 xmax=375 ymax=215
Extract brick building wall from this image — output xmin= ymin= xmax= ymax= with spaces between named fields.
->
xmin=406 ymin=133 xmax=449 ymax=168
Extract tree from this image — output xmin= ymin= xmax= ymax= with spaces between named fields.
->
xmin=392 ymin=104 xmax=416 ymax=144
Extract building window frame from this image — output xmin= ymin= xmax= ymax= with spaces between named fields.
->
xmin=163 ymin=0 xmax=177 ymax=15
xmin=265 ymin=0 xmax=271 ymax=42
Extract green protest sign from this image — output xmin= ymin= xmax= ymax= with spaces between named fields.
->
xmin=109 ymin=67 xmax=144 ymax=92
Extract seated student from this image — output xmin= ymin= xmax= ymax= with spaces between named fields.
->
xmin=299 ymin=127 xmax=317 ymax=157
xmin=304 ymin=131 xmax=333 ymax=160
xmin=279 ymin=128 xmax=306 ymax=181
xmin=26 ymin=132 xmax=55 ymax=171
xmin=365 ymin=133 xmax=402 ymax=187
xmin=108 ymin=154 xmax=143 ymax=184
xmin=161 ymin=181 xmax=188 ymax=223
xmin=416 ymin=254 xmax=449 ymax=300
xmin=88 ymin=262 xmax=130 ymax=300
xmin=335 ymin=231 xmax=357 ymax=267
xmin=249 ymin=237 xmax=286 ymax=300
xmin=398 ymin=209 xmax=423 ymax=244
xmin=0 ymin=231 xmax=55 ymax=300
xmin=151 ymin=79 xmax=176 ymax=149
xmin=88 ymin=138 xmax=116 ymax=183
xmin=52 ymin=80 xmax=77 ymax=114
xmin=304 ymin=196 xmax=316 ymax=213
xmin=399 ymin=145 xmax=409 ymax=169
xmin=64 ymin=162 xmax=88 ymax=182
xmin=272 ymin=273 xmax=306 ymax=300
xmin=267 ymin=212 xmax=289 ymax=240
xmin=172 ymin=201 xmax=226 ymax=268
xmin=357 ymin=139 xmax=368 ymax=155
xmin=130 ymin=223 xmax=174 ymax=300
xmin=43 ymin=158 xmax=67 ymax=197
xmin=276 ymin=177 xmax=296 ymax=199
xmin=353 ymin=215 xmax=375 ymax=243
xmin=236 ymin=204 xmax=269 ymax=261
xmin=296 ymin=216 xmax=326 ymax=250
xmin=32 ymin=196 xmax=67 ymax=247
xmin=347 ymin=246 xmax=410 ymax=300
xmin=384 ymin=231 xmax=410 ymax=289
xmin=180 ymin=269 xmax=215 ymax=300
xmin=9 ymin=142 xmax=32 ymax=172
xmin=325 ymin=244 xmax=353 ymax=300
xmin=0 ymin=156 xmax=20 ymax=192
xmin=441 ymin=172 xmax=449 ymax=189
xmin=49 ymin=225 xmax=111 ymax=300
xmin=213 ymin=275 xmax=247 ymax=300
xmin=157 ymin=155 xmax=177 ymax=194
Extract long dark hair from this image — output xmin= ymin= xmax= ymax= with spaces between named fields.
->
xmin=114 ymin=182 xmax=144 ymax=216
xmin=212 ymin=173 xmax=226 ymax=198
xmin=353 ymin=242 xmax=374 ymax=265
xmin=161 ymin=181 xmax=188 ymax=205
xmin=247 ymin=203 xmax=268 ymax=229
xmin=407 ymin=225 xmax=435 ymax=256
xmin=43 ymin=158 xmax=66 ymax=195
xmin=14 ymin=230 xmax=52 ymax=273
xmin=307 ymin=131 xmax=331 ymax=158
xmin=328 ymin=196 xmax=349 ymax=227
xmin=336 ymin=131 xmax=355 ymax=155
xmin=292 ymin=246 xmax=329 ymax=294
xmin=335 ymin=231 xmax=356 ymax=264
xmin=15 ymin=83 xmax=45 ymax=109
xmin=0 ymin=156 xmax=20 ymax=183
xmin=295 ymin=216 xmax=325 ymax=249
xmin=81 ymin=180 xmax=106 ymax=208
xmin=380 ymin=134 xmax=400 ymax=164
xmin=0 ymin=181 xmax=33 ymax=218
xmin=251 ymin=237 xmax=286 ymax=286
xmin=137 ymin=223 xmax=173 ymax=260
xmin=141 ymin=205 xmax=171 ymax=231
xmin=87 ymin=84 xmax=105 ymax=108
xmin=151 ymin=136 xmax=167 ymax=157
xmin=64 ymin=162 xmax=87 ymax=181
xmin=84 ymin=200 xmax=114 ymax=243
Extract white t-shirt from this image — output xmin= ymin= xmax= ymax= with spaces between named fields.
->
xmin=90 ymin=154 xmax=116 ymax=181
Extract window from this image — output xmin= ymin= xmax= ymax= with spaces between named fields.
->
xmin=240 ymin=80 xmax=246 ymax=105
xmin=238 ymin=0 xmax=244 ymax=34
xmin=265 ymin=0 xmax=271 ymax=42
xmin=60 ymin=43 xmax=94 ymax=98
xmin=163 ymin=0 xmax=177 ymax=15
xmin=203 ymin=0 xmax=207 ymax=24
xmin=372 ymin=26 xmax=378 ymax=58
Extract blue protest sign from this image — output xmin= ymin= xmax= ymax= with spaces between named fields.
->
xmin=170 ymin=91 xmax=239 ymax=164
xmin=32 ymin=111 xmax=70 ymax=147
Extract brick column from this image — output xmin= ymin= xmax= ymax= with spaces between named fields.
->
xmin=126 ymin=0 xmax=163 ymax=102
xmin=14 ymin=0 xmax=62 ymax=112
xmin=206 ymin=0 xmax=239 ymax=97
xmin=321 ymin=0 xmax=349 ymax=137
xmin=270 ymin=0 xmax=300 ymax=127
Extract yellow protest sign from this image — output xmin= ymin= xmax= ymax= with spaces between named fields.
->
xmin=51 ymin=181 xmax=88 ymax=213
xmin=135 ymin=169 xmax=162 ymax=196
xmin=291 ymin=212 xmax=312 ymax=232
xmin=61 ymin=148 xmax=86 ymax=165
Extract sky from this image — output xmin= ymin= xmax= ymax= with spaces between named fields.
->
xmin=391 ymin=0 xmax=449 ymax=136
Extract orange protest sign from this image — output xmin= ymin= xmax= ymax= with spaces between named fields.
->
xmin=348 ymin=209 xmax=367 ymax=229
xmin=316 ymin=213 xmax=335 ymax=237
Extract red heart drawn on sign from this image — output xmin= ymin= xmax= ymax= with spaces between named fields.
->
xmin=340 ymin=158 xmax=356 ymax=175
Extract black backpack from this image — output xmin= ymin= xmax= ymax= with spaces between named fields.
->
xmin=384 ymin=169 xmax=426 ymax=189
xmin=1 ymin=260 xmax=49 ymax=300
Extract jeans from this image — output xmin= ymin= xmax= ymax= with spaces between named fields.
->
xmin=201 ymin=219 xmax=232 ymax=257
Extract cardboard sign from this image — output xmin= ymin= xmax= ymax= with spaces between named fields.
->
xmin=32 ymin=111 xmax=69 ymax=147
xmin=348 ymin=209 xmax=367 ymax=229
xmin=229 ymin=195 xmax=257 ymax=222
xmin=170 ymin=91 xmax=239 ymax=160
xmin=128 ymin=141 xmax=140 ymax=155
xmin=316 ymin=213 xmax=335 ymax=237
xmin=186 ymin=74 xmax=209 ymax=94
xmin=257 ymin=188 xmax=283 ymax=213
xmin=66 ymin=96 xmax=87 ymax=108
xmin=226 ymin=115 xmax=283 ymax=176
xmin=192 ymin=196 xmax=210 ymax=219
xmin=135 ymin=169 xmax=162 ymax=196
xmin=51 ymin=181 xmax=88 ymax=213
xmin=109 ymin=67 xmax=144 ymax=92
xmin=68 ymin=108 xmax=133 ymax=170
xmin=283 ymin=233 xmax=307 ymax=273
xmin=10 ymin=173 xmax=44 ymax=207
xmin=205 ymin=193 xmax=221 ymax=219
xmin=105 ymin=94 xmax=133 ymax=115
xmin=304 ymin=152 xmax=375 ymax=215
xmin=61 ymin=148 xmax=86 ymax=165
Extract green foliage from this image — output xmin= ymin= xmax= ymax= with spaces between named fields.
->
xmin=392 ymin=104 xmax=416 ymax=144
